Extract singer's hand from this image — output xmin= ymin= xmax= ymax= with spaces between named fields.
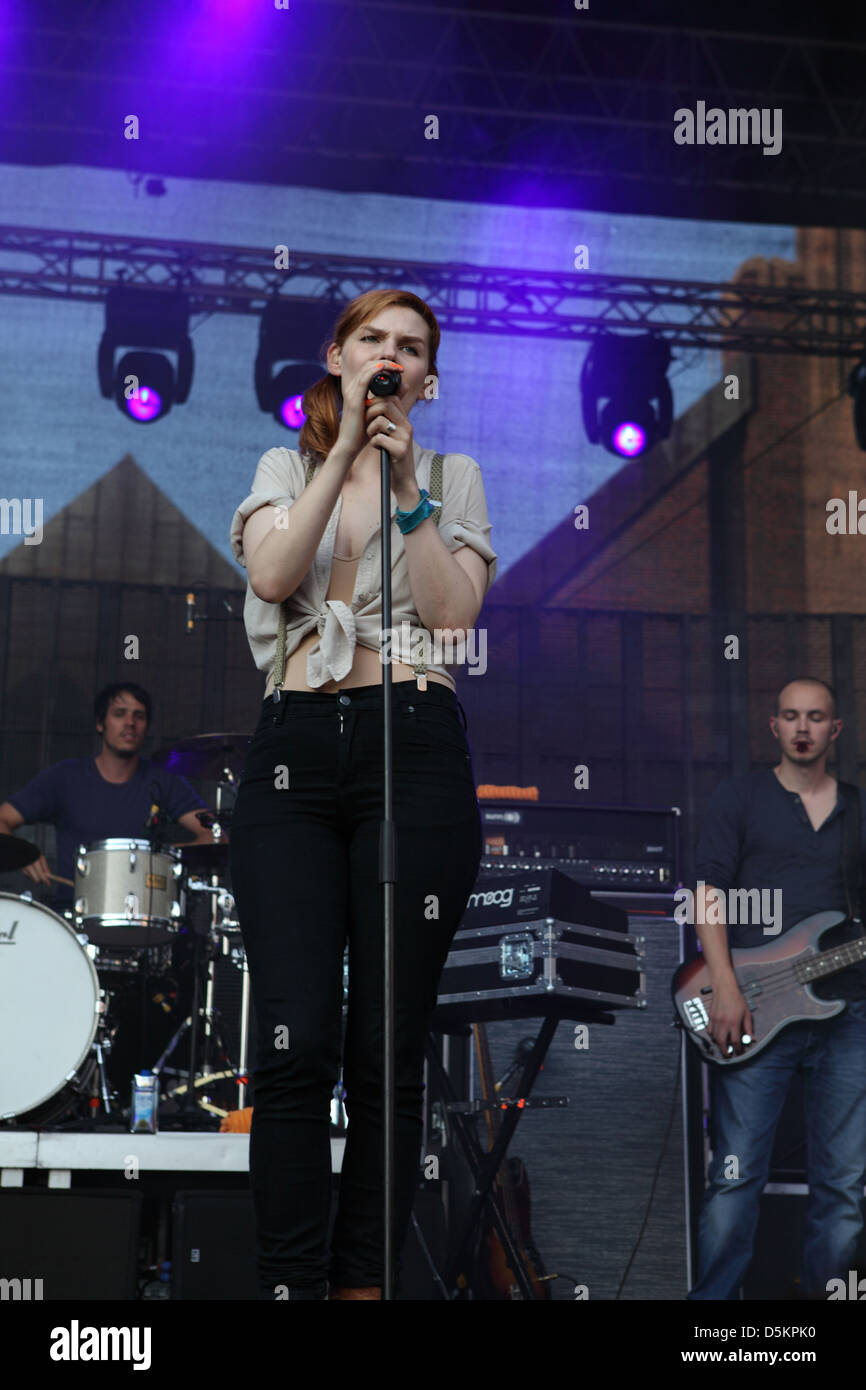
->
xmin=334 ymin=359 xmax=406 ymax=468
xmin=363 ymin=395 xmax=418 ymax=505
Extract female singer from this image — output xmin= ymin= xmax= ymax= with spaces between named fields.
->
xmin=229 ymin=289 xmax=497 ymax=1299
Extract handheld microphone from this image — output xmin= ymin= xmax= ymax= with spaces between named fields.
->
xmin=366 ymin=360 xmax=402 ymax=404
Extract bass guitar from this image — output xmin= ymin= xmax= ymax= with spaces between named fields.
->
xmin=672 ymin=910 xmax=865 ymax=1065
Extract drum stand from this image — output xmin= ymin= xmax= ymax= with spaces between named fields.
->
xmin=155 ymin=873 xmax=240 ymax=1129
xmin=47 ymin=989 xmax=122 ymax=1129
xmin=91 ymin=1037 xmax=114 ymax=1119
xmin=155 ymin=926 xmax=220 ymax=1129
xmin=219 ymin=928 xmax=253 ymax=1110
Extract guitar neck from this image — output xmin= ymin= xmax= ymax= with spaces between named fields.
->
xmin=798 ymin=927 xmax=866 ymax=982
xmin=472 ymin=1023 xmax=522 ymax=1229
xmin=473 ymin=1022 xmax=500 ymax=1147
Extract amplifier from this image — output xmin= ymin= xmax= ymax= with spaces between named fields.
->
xmin=479 ymin=800 xmax=680 ymax=892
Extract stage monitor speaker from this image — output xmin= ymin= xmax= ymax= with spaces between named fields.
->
xmin=172 ymin=1182 xmax=450 ymax=1299
xmin=172 ymin=1189 xmax=259 ymax=1299
xmin=0 ymin=1189 xmax=141 ymax=1300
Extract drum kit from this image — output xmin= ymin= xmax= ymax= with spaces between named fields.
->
xmin=0 ymin=733 xmax=253 ymax=1131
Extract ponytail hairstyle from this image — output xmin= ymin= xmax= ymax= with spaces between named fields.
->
xmin=298 ymin=289 xmax=440 ymax=464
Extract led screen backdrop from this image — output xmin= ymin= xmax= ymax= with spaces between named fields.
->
xmin=0 ymin=160 xmax=797 ymax=580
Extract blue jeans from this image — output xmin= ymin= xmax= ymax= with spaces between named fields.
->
xmin=228 ymin=682 xmax=482 ymax=1295
xmin=689 ymin=998 xmax=866 ymax=1299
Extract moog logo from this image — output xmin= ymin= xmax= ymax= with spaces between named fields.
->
xmin=468 ymin=888 xmax=514 ymax=909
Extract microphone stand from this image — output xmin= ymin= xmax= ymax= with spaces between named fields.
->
xmin=370 ymin=364 xmax=402 ymax=1302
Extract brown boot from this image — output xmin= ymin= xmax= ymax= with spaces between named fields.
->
xmin=328 ymin=1286 xmax=382 ymax=1300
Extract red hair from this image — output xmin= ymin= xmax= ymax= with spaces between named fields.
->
xmin=298 ymin=289 xmax=440 ymax=463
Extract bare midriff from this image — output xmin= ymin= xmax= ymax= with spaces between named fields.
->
xmin=264 ymin=553 xmax=455 ymax=697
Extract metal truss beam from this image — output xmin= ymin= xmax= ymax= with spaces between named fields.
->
xmin=2 ymin=224 xmax=866 ymax=358
xmin=3 ymin=3 xmax=865 ymax=213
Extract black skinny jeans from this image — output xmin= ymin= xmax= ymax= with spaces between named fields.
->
xmin=229 ymin=681 xmax=482 ymax=1295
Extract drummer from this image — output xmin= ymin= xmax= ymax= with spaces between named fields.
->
xmin=0 ymin=682 xmax=217 ymax=911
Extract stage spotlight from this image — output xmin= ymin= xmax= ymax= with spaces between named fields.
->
xmin=98 ymin=286 xmax=193 ymax=423
xmin=114 ymin=352 xmax=172 ymax=422
xmin=255 ymin=297 xmax=340 ymax=430
xmin=581 ymin=333 xmax=673 ymax=458
xmin=847 ymin=360 xmax=866 ymax=451
xmin=269 ymin=363 xmax=323 ymax=431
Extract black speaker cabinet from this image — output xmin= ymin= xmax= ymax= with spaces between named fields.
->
xmin=454 ymin=914 xmax=690 ymax=1299
xmin=172 ymin=1182 xmax=451 ymax=1299
xmin=0 ymin=1189 xmax=141 ymax=1299
xmin=172 ymin=1189 xmax=259 ymax=1299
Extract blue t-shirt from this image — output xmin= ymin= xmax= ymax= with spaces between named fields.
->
xmin=694 ymin=768 xmax=866 ymax=1000
xmin=8 ymin=757 xmax=205 ymax=907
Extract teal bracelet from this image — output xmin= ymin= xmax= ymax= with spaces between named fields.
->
xmin=396 ymin=488 xmax=437 ymax=534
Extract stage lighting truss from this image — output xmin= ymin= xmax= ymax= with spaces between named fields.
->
xmin=97 ymin=286 xmax=193 ymax=423
xmin=580 ymin=332 xmax=673 ymax=459
xmin=254 ymin=297 xmax=340 ymax=430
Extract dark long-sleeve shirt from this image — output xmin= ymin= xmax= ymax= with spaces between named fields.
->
xmin=694 ymin=768 xmax=866 ymax=1001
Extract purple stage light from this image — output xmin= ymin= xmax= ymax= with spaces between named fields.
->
xmin=581 ymin=335 xmax=672 ymax=459
xmin=111 ymin=348 xmax=177 ymax=422
xmin=126 ymin=384 xmax=163 ymax=423
xmin=280 ymin=393 xmax=306 ymax=430
xmin=611 ymin=420 xmax=646 ymax=457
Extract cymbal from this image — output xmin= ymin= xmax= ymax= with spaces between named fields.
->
xmin=150 ymin=733 xmax=250 ymax=782
xmin=0 ymin=835 xmax=40 ymax=873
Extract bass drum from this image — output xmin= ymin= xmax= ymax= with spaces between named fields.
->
xmin=0 ymin=892 xmax=101 ymax=1126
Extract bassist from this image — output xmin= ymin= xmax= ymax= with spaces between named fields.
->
xmin=688 ymin=678 xmax=866 ymax=1300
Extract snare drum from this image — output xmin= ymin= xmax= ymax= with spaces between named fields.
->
xmin=0 ymin=893 xmax=101 ymax=1125
xmin=74 ymin=838 xmax=183 ymax=945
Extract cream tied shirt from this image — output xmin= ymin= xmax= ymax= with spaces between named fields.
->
xmin=229 ymin=442 xmax=497 ymax=690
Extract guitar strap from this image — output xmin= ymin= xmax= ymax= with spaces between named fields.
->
xmin=837 ymin=779 xmax=863 ymax=925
